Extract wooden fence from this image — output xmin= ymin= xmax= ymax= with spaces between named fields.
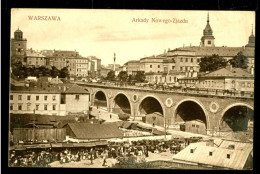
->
xmin=13 ymin=128 xmax=66 ymax=144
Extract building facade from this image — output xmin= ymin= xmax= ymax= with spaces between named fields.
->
xmin=10 ymin=84 xmax=90 ymax=116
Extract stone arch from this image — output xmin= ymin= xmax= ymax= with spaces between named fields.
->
xmin=93 ymin=89 xmax=108 ymax=110
xmin=173 ymin=98 xmax=210 ymax=129
xmin=219 ymin=103 xmax=254 ymax=131
xmin=112 ymin=92 xmax=133 ymax=115
xmin=137 ymin=95 xmax=165 ymax=116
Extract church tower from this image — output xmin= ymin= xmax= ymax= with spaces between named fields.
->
xmin=200 ymin=13 xmax=215 ymax=47
xmin=11 ymin=27 xmax=27 ymax=57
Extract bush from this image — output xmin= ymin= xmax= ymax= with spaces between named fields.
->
xmin=118 ymin=113 xmax=130 ymax=121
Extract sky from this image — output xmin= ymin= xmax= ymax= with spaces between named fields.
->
xmin=11 ymin=9 xmax=255 ymax=66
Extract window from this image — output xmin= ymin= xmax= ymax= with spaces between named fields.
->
xmin=44 ymin=105 xmax=48 ymax=110
xmin=191 ymin=58 xmax=193 ymax=62
xmin=208 ymin=40 xmax=211 ymax=44
xmin=36 ymin=96 xmax=39 ymax=100
xmin=190 ymin=149 xmax=194 ymax=153
xmin=196 ymin=125 xmax=199 ymax=128
xmin=180 ymin=67 xmax=183 ymax=71
xmin=36 ymin=61 xmax=38 ymax=65
xmin=158 ymin=65 xmax=160 ymax=68
xmin=18 ymin=104 xmax=22 ymax=110
xmin=44 ymin=96 xmax=48 ymax=101
xmin=29 ymin=61 xmax=32 ymax=65
xmin=10 ymin=95 xmax=13 ymax=100
xmin=180 ymin=58 xmax=183 ymax=62
xmin=36 ymin=104 xmax=39 ymax=110
xmin=186 ymin=58 xmax=188 ymax=62
xmin=75 ymin=95 xmax=80 ymax=100
xmin=53 ymin=105 xmax=56 ymax=110
xmin=53 ymin=95 xmax=56 ymax=101
xmin=197 ymin=58 xmax=200 ymax=63
xmin=18 ymin=95 xmax=22 ymax=100
xmin=247 ymin=83 xmax=251 ymax=87
xmin=209 ymin=152 xmax=213 ymax=156
xmin=150 ymin=65 xmax=152 ymax=68
xmin=27 ymin=95 xmax=31 ymax=100
xmin=227 ymin=154 xmax=230 ymax=159
xmin=172 ymin=66 xmax=175 ymax=69
xmin=10 ymin=104 xmax=13 ymax=110
xmin=27 ymin=104 xmax=31 ymax=111
xmin=192 ymin=124 xmax=195 ymax=127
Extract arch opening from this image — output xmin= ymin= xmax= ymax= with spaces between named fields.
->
xmin=175 ymin=101 xmax=207 ymax=135
xmin=94 ymin=91 xmax=107 ymax=110
xmin=113 ymin=94 xmax=131 ymax=114
xmin=220 ymin=106 xmax=254 ymax=132
xmin=139 ymin=97 xmax=163 ymax=115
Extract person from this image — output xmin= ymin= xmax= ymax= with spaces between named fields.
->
xmin=102 ymin=150 xmax=107 ymax=166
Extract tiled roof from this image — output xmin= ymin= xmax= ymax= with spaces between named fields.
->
xmin=203 ymin=67 xmax=253 ymax=78
xmin=172 ymin=142 xmax=252 ymax=169
xmin=174 ymin=46 xmax=243 ymax=57
xmin=26 ymin=51 xmax=46 ymax=58
xmin=64 ymin=84 xmax=89 ymax=94
xmin=65 ymin=123 xmax=123 ymax=139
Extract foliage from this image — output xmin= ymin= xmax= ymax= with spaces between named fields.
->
xmin=199 ymin=54 xmax=227 ymax=72
xmin=127 ymin=74 xmax=134 ymax=82
xmin=228 ymin=51 xmax=249 ymax=69
xmin=11 ymin=62 xmax=70 ymax=79
xmin=106 ymin=70 xmax=116 ymax=81
xmin=118 ymin=71 xmax=128 ymax=82
xmin=118 ymin=113 xmax=130 ymax=121
xmin=134 ymin=71 xmax=146 ymax=82
xmin=60 ymin=67 xmax=70 ymax=78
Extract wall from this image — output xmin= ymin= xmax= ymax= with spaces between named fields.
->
xmin=10 ymin=92 xmax=61 ymax=116
xmin=65 ymin=94 xmax=89 ymax=114
xmin=13 ymin=128 xmax=66 ymax=144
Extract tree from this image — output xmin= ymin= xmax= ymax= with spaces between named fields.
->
xmin=60 ymin=67 xmax=70 ymax=78
xmin=127 ymin=74 xmax=134 ymax=82
xmin=51 ymin=66 xmax=60 ymax=78
xmin=199 ymin=54 xmax=227 ymax=72
xmin=118 ymin=71 xmax=128 ymax=82
xmin=229 ymin=51 xmax=249 ymax=69
xmin=134 ymin=71 xmax=146 ymax=82
xmin=106 ymin=70 xmax=116 ymax=81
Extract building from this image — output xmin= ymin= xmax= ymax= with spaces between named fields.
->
xmin=172 ymin=140 xmax=253 ymax=170
xmin=100 ymin=66 xmax=112 ymax=77
xmin=11 ymin=27 xmax=27 ymax=57
xmin=243 ymin=27 xmax=255 ymax=74
xmin=197 ymin=65 xmax=254 ymax=92
xmin=24 ymin=49 xmax=47 ymax=67
xmin=87 ymin=56 xmax=102 ymax=77
xmin=75 ymin=57 xmax=89 ymax=77
xmin=140 ymin=55 xmax=165 ymax=73
xmin=64 ymin=123 xmax=123 ymax=140
xmin=10 ymin=84 xmax=90 ymax=116
xmin=185 ymin=119 xmax=207 ymax=135
xmin=124 ymin=60 xmax=141 ymax=75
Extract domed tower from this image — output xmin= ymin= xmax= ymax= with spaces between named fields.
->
xmin=11 ymin=27 xmax=27 ymax=57
xmin=200 ymin=13 xmax=215 ymax=47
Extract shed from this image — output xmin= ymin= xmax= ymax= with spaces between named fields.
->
xmin=63 ymin=123 xmax=123 ymax=140
xmin=145 ymin=112 xmax=164 ymax=127
xmin=185 ymin=119 xmax=206 ymax=135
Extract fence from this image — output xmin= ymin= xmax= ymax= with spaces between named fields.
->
xmin=13 ymin=128 xmax=66 ymax=144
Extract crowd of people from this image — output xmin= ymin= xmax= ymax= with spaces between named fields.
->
xmin=9 ymin=137 xmax=202 ymax=167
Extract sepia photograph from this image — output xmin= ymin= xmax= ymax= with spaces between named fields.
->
xmin=9 ymin=9 xmax=254 ymax=169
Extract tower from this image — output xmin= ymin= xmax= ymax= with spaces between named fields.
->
xmin=11 ymin=27 xmax=27 ymax=57
xmin=200 ymin=12 xmax=215 ymax=47
xmin=113 ymin=53 xmax=116 ymax=71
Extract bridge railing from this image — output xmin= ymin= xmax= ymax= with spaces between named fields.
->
xmin=76 ymin=81 xmax=254 ymax=98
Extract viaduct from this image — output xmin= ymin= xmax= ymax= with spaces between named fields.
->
xmin=78 ymin=83 xmax=254 ymax=135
